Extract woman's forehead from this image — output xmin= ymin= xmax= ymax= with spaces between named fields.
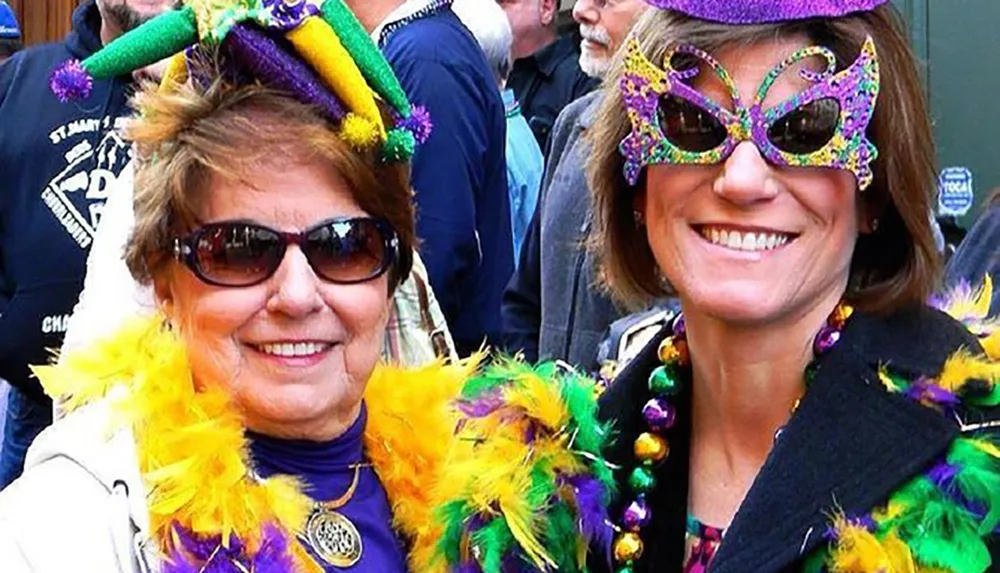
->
xmin=687 ymin=35 xmax=822 ymax=106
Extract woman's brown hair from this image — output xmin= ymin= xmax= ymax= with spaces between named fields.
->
xmin=124 ymin=64 xmax=415 ymax=293
xmin=588 ymin=5 xmax=939 ymax=313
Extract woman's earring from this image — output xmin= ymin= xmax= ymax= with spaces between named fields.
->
xmin=870 ymin=218 xmax=880 ymax=232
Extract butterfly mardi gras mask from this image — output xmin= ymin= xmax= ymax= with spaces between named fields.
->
xmin=618 ymin=36 xmax=881 ymax=190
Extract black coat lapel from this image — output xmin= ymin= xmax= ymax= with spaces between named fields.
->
xmin=595 ymin=306 xmax=979 ymax=573
xmin=710 ymin=307 xmax=976 ymax=573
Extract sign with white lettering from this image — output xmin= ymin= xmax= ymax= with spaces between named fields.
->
xmin=937 ymin=167 xmax=975 ymax=217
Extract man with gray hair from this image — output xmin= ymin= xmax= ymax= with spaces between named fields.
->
xmin=453 ymin=0 xmax=543 ymax=265
xmin=502 ymin=0 xmax=648 ymax=370
xmin=501 ymin=0 xmax=593 ymax=152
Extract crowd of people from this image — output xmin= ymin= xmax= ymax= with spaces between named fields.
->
xmin=0 ymin=0 xmax=998 ymax=571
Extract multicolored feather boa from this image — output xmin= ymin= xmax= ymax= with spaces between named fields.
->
xmin=33 ymin=316 xmax=479 ymax=572
xmin=427 ymin=278 xmax=1000 ymax=573
xmin=30 ymin=278 xmax=1000 ymax=572
xmin=808 ymin=277 xmax=1000 ymax=573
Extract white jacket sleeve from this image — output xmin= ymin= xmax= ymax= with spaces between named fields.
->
xmin=61 ymin=161 xmax=156 ymax=358
xmin=0 ymin=457 xmax=132 ymax=572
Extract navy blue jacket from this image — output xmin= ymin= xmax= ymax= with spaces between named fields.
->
xmin=380 ymin=7 xmax=513 ymax=357
xmin=0 ymin=0 xmax=133 ymax=399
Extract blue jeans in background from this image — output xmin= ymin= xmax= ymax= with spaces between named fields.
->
xmin=0 ymin=387 xmax=52 ymax=489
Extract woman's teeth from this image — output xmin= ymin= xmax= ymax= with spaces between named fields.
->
xmin=700 ymin=227 xmax=791 ymax=252
xmin=256 ymin=342 xmax=330 ymax=357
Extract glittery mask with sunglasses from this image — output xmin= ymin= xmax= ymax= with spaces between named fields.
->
xmin=618 ymin=36 xmax=880 ymax=190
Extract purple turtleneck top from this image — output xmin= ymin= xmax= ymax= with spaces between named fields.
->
xmin=248 ymin=404 xmax=408 ymax=572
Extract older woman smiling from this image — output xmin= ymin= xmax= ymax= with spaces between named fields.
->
xmin=0 ymin=1 xmax=475 ymax=571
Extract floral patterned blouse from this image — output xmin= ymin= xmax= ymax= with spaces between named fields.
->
xmin=684 ymin=515 xmax=725 ymax=573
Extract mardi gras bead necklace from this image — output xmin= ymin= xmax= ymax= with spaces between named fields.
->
xmin=300 ymin=462 xmax=371 ymax=568
xmin=611 ymin=302 xmax=854 ymax=572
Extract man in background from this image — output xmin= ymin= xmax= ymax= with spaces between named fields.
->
xmin=0 ymin=0 xmax=179 ymax=488
xmin=502 ymin=0 xmax=648 ymax=370
xmin=500 ymin=0 xmax=594 ymax=152
xmin=454 ymin=0 xmax=543 ymax=267
xmin=347 ymin=0 xmax=513 ymax=357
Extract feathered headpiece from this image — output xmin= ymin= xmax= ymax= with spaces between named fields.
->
xmin=49 ymin=0 xmax=431 ymax=161
xmin=643 ymin=0 xmax=892 ymax=24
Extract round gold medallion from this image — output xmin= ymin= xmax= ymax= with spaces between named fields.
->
xmin=305 ymin=507 xmax=363 ymax=567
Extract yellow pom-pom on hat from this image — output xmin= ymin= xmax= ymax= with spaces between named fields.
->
xmin=339 ymin=113 xmax=381 ymax=149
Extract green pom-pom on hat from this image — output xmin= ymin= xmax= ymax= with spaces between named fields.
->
xmin=382 ymin=128 xmax=416 ymax=162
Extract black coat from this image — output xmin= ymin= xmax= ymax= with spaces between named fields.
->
xmin=594 ymin=305 xmax=1000 ymax=572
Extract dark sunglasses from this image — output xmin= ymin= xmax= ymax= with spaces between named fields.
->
xmin=658 ymin=95 xmax=842 ymax=156
xmin=172 ymin=217 xmax=399 ymax=287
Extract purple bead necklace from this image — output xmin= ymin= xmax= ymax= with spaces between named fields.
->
xmin=610 ymin=302 xmax=854 ymax=572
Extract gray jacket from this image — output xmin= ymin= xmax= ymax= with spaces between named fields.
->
xmin=501 ymin=91 xmax=624 ymax=371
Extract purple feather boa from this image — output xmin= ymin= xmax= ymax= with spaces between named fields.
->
xmin=162 ymin=523 xmax=295 ymax=573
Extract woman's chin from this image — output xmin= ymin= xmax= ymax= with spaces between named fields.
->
xmin=680 ymin=283 xmax=791 ymax=326
xmin=240 ymin=386 xmax=348 ymax=432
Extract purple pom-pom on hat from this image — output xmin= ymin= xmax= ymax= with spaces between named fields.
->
xmin=643 ymin=0 xmax=891 ymax=24
xmin=50 ymin=59 xmax=94 ymax=102
xmin=398 ymin=105 xmax=433 ymax=144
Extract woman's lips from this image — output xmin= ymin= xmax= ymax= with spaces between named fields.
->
xmin=694 ymin=224 xmax=798 ymax=253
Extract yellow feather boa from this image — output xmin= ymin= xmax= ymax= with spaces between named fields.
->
xmin=34 ymin=316 xmax=477 ymax=571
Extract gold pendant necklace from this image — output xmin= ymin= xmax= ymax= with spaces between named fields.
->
xmin=301 ymin=463 xmax=368 ymax=568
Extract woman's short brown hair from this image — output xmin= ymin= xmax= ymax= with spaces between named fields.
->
xmin=124 ymin=66 xmax=415 ymax=292
xmin=588 ymin=5 xmax=939 ymax=313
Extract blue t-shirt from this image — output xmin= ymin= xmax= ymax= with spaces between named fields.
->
xmin=502 ymin=88 xmax=543 ymax=266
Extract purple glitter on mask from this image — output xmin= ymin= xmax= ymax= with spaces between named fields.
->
xmin=224 ymin=24 xmax=348 ymax=123
xmin=618 ymin=36 xmax=881 ymax=190
xmin=261 ymin=0 xmax=320 ymax=31
xmin=642 ymin=0 xmax=890 ymax=24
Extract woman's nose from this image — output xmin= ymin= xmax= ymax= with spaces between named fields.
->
xmin=266 ymin=246 xmax=324 ymax=317
xmin=713 ymin=141 xmax=779 ymax=206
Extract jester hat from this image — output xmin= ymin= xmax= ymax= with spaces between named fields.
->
xmin=643 ymin=0 xmax=892 ymax=24
xmin=49 ymin=0 xmax=431 ymax=161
